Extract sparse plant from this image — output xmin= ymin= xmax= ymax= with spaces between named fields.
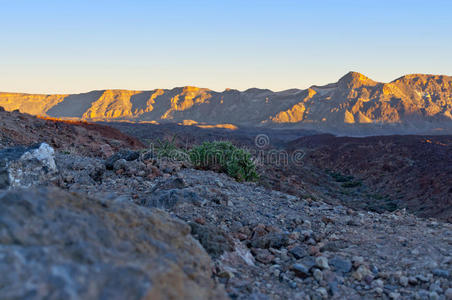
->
xmin=328 ymin=171 xmax=354 ymax=183
xmin=189 ymin=141 xmax=259 ymax=182
xmin=341 ymin=181 xmax=362 ymax=188
xmin=150 ymin=135 xmax=189 ymax=161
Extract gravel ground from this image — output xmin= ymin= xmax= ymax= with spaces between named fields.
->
xmin=54 ymin=152 xmax=452 ymax=300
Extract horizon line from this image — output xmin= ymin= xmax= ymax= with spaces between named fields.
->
xmin=1 ymin=71 xmax=450 ymax=95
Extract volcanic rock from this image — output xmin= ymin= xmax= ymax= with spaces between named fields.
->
xmin=0 ymin=187 xmax=226 ymax=299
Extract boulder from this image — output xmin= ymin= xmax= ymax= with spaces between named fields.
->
xmin=0 ymin=187 xmax=226 ymax=299
xmin=0 ymin=143 xmax=57 ymax=189
xmin=189 ymin=222 xmax=235 ymax=258
xmin=248 ymin=233 xmax=290 ymax=249
xmin=105 ymin=150 xmax=140 ymax=170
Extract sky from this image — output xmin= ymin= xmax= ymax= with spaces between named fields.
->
xmin=1 ymin=0 xmax=451 ymax=94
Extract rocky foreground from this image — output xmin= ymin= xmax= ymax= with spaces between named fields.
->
xmin=1 ymin=142 xmax=451 ymax=299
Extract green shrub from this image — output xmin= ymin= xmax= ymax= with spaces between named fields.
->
xmin=189 ymin=141 xmax=258 ymax=182
xmin=330 ymin=171 xmax=354 ymax=182
xmin=341 ymin=181 xmax=362 ymax=188
xmin=151 ymin=135 xmax=189 ymax=161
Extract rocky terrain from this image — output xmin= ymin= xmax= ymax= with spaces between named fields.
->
xmin=1 ymin=72 xmax=451 ymax=135
xmin=1 ymin=110 xmax=452 ymax=299
xmin=285 ymin=134 xmax=452 ymax=222
xmin=104 ymin=121 xmax=452 ymax=223
xmin=0 ymin=107 xmax=143 ymax=157
xmin=0 ymin=187 xmax=226 ymax=300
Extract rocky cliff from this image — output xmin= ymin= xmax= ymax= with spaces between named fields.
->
xmin=1 ymin=72 xmax=451 ymax=135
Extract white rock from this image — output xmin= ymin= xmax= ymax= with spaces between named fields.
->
xmin=374 ymin=287 xmax=383 ymax=295
xmin=399 ymin=276 xmax=409 ymax=287
xmin=389 ymin=292 xmax=401 ymax=299
xmin=315 ymin=257 xmax=330 ymax=270
xmin=313 ymin=269 xmax=323 ymax=282
xmin=372 ymin=279 xmax=384 ymax=288
xmin=316 ymin=287 xmax=328 ymax=299
xmin=21 ymin=143 xmax=57 ymax=171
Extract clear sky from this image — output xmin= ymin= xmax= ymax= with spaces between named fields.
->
xmin=1 ymin=0 xmax=451 ymax=94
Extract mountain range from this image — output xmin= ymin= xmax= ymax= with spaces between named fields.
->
xmin=1 ymin=72 xmax=451 ymax=135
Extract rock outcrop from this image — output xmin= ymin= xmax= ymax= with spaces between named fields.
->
xmin=0 ymin=143 xmax=57 ymax=189
xmin=1 ymin=72 xmax=451 ymax=135
xmin=0 ymin=187 xmax=226 ymax=300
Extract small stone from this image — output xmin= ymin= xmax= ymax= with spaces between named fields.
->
xmin=320 ymin=241 xmax=345 ymax=252
xmin=416 ymin=274 xmax=431 ymax=283
xmin=432 ymin=269 xmax=450 ymax=278
xmin=389 ymin=292 xmax=401 ymax=299
xmin=289 ymin=245 xmax=307 ymax=259
xmin=313 ymin=269 xmax=323 ymax=282
xmin=374 ymin=287 xmax=383 ymax=295
xmin=194 ymin=217 xmax=206 ymax=225
xmin=399 ymin=276 xmax=408 ymax=287
xmin=249 ymin=233 xmax=289 ymax=249
xmin=378 ymin=271 xmax=390 ymax=279
xmin=113 ymin=158 xmax=127 ymax=171
xmin=364 ymin=274 xmax=374 ymax=285
xmin=315 ymin=257 xmax=330 ymax=270
xmin=429 ymin=283 xmax=442 ymax=295
xmin=236 ymin=233 xmax=248 ymax=241
xmin=393 ymin=271 xmax=402 ymax=279
xmin=352 ymin=256 xmax=364 ymax=268
xmin=428 ymin=292 xmax=439 ymax=300
xmin=370 ymin=264 xmax=379 ymax=274
xmin=417 ymin=290 xmax=430 ymax=299
xmin=445 ymin=288 xmax=452 ymax=300
xmin=299 ymin=256 xmax=317 ymax=270
xmin=329 ymin=280 xmax=339 ymax=296
xmin=408 ymin=276 xmax=418 ymax=285
xmin=316 ymin=287 xmax=328 ymax=299
xmin=308 ymin=246 xmax=320 ymax=256
xmin=427 ymin=261 xmax=439 ymax=269
xmin=303 ymin=220 xmax=312 ymax=229
xmin=411 ymin=249 xmax=420 ymax=255
xmin=306 ymin=238 xmax=316 ymax=245
xmin=289 ymin=281 xmax=297 ymax=289
xmin=291 ymin=264 xmax=310 ymax=279
xmin=353 ymin=265 xmax=370 ymax=281
xmin=105 ymin=150 xmax=139 ymax=169
xmin=289 ymin=231 xmax=301 ymax=240
xmin=252 ymin=248 xmax=275 ymax=264
xmin=329 ymin=256 xmax=352 ymax=274
xmin=321 ymin=216 xmax=334 ymax=224
xmin=252 ymin=224 xmax=267 ymax=237
xmin=372 ymin=279 xmax=384 ymax=288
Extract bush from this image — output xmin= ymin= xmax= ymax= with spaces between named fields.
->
xmin=329 ymin=171 xmax=354 ymax=183
xmin=341 ymin=181 xmax=362 ymax=188
xmin=189 ymin=141 xmax=258 ymax=182
xmin=150 ymin=136 xmax=189 ymax=161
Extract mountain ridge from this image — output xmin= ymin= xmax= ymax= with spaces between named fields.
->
xmin=1 ymin=72 xmax=451 ymax=135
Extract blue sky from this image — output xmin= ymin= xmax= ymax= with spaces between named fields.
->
xmin=1 ymin=0 xmax=451 ymax=93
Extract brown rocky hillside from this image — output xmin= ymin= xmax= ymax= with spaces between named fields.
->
xmin=0 ymin=72 xmax=451 ymax=135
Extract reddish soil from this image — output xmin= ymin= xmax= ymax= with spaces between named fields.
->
xmin=0 ymin=109 xmax=144 ymax=157
xmin=285 ymin=134 xmax=452 ymax=222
